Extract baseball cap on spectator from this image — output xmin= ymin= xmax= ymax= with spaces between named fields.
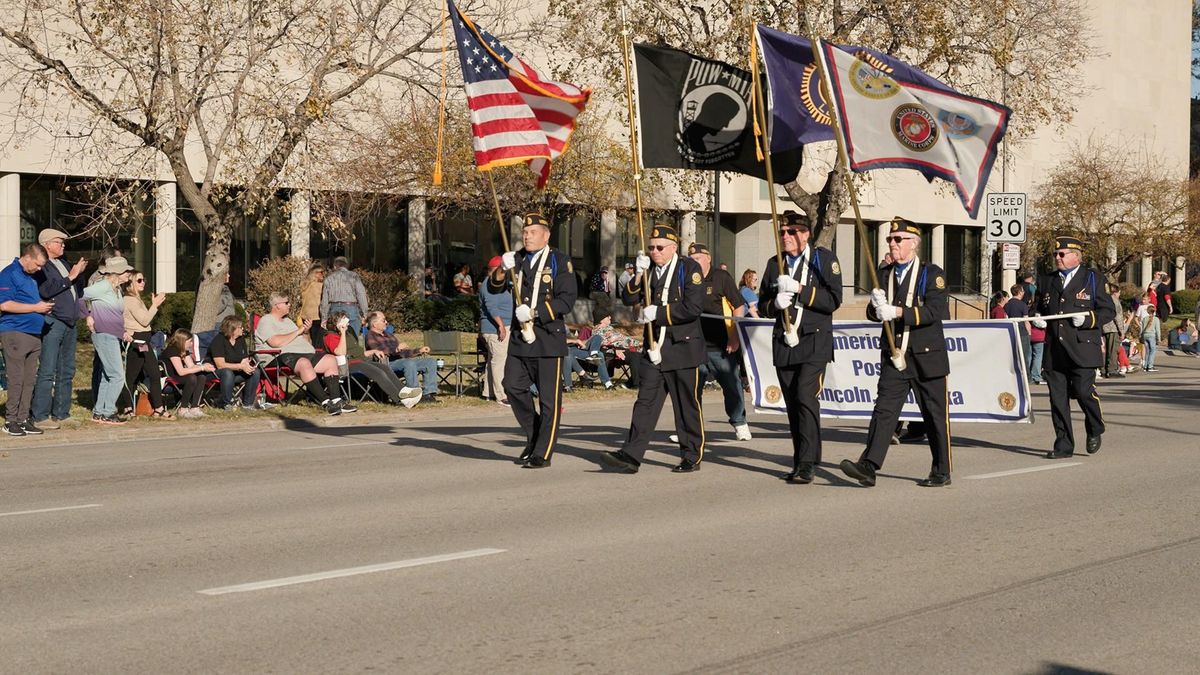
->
xmin=488 ymin=255 xmax=503 ymax=269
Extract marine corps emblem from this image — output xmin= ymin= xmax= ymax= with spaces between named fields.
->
xmin=891 ymin=104 xmax=939 ymax=152
xmin=765 ymin=385 xmax=783 ymax=404
xmin=998 ymin=392 xmax=1016 ymax=412
xmin=831 ymin=260 xmax=841 ymax=275
xmin=935 ymin=276 xmax=945 ymax=289
xmin=691 ymin=272 xmax=702 ymax=285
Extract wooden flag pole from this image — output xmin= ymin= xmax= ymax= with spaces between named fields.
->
xmin=487 ymin=171 xmax=532 ymax=342
xmin=808 ymin=37 xmax=904 ymax=369
xmin=748 ymin=24 xmax=796 ymax=343
xmin=618 ymin=4 xmax=656 ymax=352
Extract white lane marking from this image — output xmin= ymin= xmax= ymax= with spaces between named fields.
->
xmin=0 ymin=503 xmax=102 ymax=518
xmin=198 ymin=548 xmax=507 ymax=596
xmin=964 ymin=463 xmax=1082 ymax=480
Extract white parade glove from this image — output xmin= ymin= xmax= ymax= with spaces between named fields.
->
xmin=635 ymin=252 xmax=651 ymax=272
xmin=783 ymin=329 xmax=799 ymax=347
xmin=1031 ymin=317 xmax=1047 ymax=329
xmin=639 ymin=305 xmax=658 ymax=324
xmin=501 ymin=251 xmax=517 ymax=271
xmin=1072 ymin=313 xmax=1087 ymax=327
xmin=776 ymin=276 xmax=800 ymax=294
xmin=876 ymin=304 xmax=899 ymax=322
xmin=515 ymin=304 xmax=533 ymax=323
xmin=870 ymin=288 xmax=888 ymax=310
xmin=774 ymin=292 xmax=795 ymax=310
xmin=647 ymin=347 xmax=662 ymax=365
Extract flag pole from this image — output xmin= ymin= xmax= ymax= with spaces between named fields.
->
xmin=748 ymin=24 xmax=796 ymax=344
xmin=618 ymin=4 xmax=656 ymax=352
xmin=808 ymin=38 xmax=904 ymax=369
xmin=487 ymin=171 xmax=533 ymax=342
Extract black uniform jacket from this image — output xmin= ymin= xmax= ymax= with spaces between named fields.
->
xmin=490 ymin=247 xmax=578 ymax=358
xmin=758 ymin=246 xmax=843 ymax=367
xmin=866 ymin=261 xmax=950 ymax=379
xmin=1035 ymin=268 xmax=1116 ymax=370
xmin=621 ymin=255 xmax=706 ymax=371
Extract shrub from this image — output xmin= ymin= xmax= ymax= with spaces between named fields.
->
xmin=153 ymin=291 xmax=196 ymax=333
xmin=1172 ymin=288 xmax=1197 ymax=316
xmin=358 ymin=269 xmax=417 ymax=319
xmin=432 ymin=295 xmax=481 ymax=332
xmin=246 ymin=257 xmax=309 ymax=318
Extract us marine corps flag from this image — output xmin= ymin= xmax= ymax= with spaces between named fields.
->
xmin=634 ymin=44 xmax=802 ymax=183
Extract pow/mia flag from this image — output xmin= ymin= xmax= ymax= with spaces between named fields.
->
xmin=634 ymin=43 xmax=802 ymax=183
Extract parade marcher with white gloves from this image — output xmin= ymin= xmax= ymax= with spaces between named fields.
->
xmin=600 ymin=224 xmax=706 ymax=474
xmin=839 ymin=218 xmax=953 ymax=488
xmin=1033 ymin=235 xmax=1116 ymax=459
xmin=494 ymin=213 xmax=577 ymax=469
xmin=757 ymin=212 xmax=843 ymax=484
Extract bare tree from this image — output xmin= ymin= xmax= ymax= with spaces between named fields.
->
xmin=548 ymin=0 xmax=1098 ymax=247
xmin=1030 ymin=137 xmax=1199 ymax=280
xmin=0 ymin=0 xmax=531 ymax=330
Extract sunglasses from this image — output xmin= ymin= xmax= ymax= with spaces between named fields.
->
xmin=886 ymin=236 xmax=914 ymax=244
xmin=779 ymin=228 xmax=805 ymax=236
xmin=134 ymin=278 xmax=146 ymax=283
xmin=1053 ymin=251 xmax=1074 ymax=258
xmin=648 ymin=245 xmax=670 ymax=252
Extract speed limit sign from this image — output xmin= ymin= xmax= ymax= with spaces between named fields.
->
xmin=985 ymin=193 xmax=1026 ymax=243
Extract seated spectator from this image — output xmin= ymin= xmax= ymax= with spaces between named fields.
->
xmin=592 ymin=313 xmax=642 ymax=389
xmin=452 ymin=263 xmax=475 ymax=296
xmin=565 ymin=322 xmax=613 ymax=390
xmin=322 ymin=311 xmax=421 ymax=407
xmin=162 ymin=328 xmax=215 ymax=418
xmin=117 ymin=269 xmax=172 ymax=419
xmin=363 ymin=311 xmax=440 ymax=403
xmin=210 ymin=316 xmax=271 ymax=410
xmin=253 ymin=292 xmax=356 ymax=415
xmin=1167 ymin=318 xmax=1199 ymax=355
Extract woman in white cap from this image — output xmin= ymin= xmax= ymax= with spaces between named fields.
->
xmin=82 ymin=256 xmax=134 ymax=424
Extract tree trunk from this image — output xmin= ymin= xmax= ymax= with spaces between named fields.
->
xmin=191 ymin=215 xmax=234 ymax=332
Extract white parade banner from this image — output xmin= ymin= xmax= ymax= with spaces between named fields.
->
xmin=737 ymin=318 xmax=1032 ymax=423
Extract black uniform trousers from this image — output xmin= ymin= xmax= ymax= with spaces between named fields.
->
xmin=503 ymin=354 xmax=564 ymax=462
xmin=621 ymin=354 xmax=704 ymax=465
xmin=862 ymin=360 xmax=952 ymax=476
xmin=777 ymin=362 xmax=826 ymax=469
xmin=1045 ymin=341 xmax=1104 ymax=453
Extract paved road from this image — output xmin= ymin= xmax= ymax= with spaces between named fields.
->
xmin=3 ymin=358 xmax=1199 ymax=674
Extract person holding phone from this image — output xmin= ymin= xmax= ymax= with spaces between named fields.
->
xmin=116 ymin=269 xmax=171 ymax=418
xmin=209 ymin=316 xmax=270 ymax=410
xmin=31 ymin=228 xmax=89 ymax=429
xmin=162 ymin=328 xmax=215 ymax=418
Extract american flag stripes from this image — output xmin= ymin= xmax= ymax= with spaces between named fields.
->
xmin=448 ymin=1 xmax=590 ymax=188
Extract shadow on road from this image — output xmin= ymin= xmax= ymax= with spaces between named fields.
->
xmin=1026 ymin=662 xmax=1114 ymax=675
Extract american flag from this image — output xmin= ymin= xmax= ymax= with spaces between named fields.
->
xmin=448 ymin=0 xmax=590 ymax=188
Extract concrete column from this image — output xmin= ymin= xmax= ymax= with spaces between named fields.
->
xmin=875 ymin=221 xmax=888 ymax=264
xmin=1174 ymin=256 xmax=1186 ymax=290
xmin=1001 ymin=268 xmax=1017 ymax=292
xmin=835 ymin=220 xmax=856 ymax=297
xmin=290 ymin=191 xmax=310 ymax=260
xmin=153 ymin=182 xmax=177 ymax=293
xmin=0 ymin=173 xmax=20 ymax=262
xmin=931 ymin=223 xmax=945 ymax=268
xmin=510 ymin=215 xmax=522 ymax=250
xmin=600 ymin=209 xmax=617 ymax=281
xmin=1140 ymin=255 xmax=1153 ymax=287
xmin=679 ymin=211 xmax=697 ymax=253
xmin=406 ymin=198 xmax=426 ymax=278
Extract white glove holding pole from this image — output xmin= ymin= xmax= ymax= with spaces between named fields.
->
xmin=515 ymin=304 xmax=533 ymax=323
xmin=783 ymin=329 xmax=799 ymax=347
xmin=774 ymin=292 xmax=795 ymax=310
xmin=647 ymin=346 xmax=662 ymax=365
xmin=635 ymin=252 xmax=651 ymax=273
xmin=875 ymin=303 xmax=899 ymax=322
xmin=870 ymin=288 xmax=888 ymax=309
xmin=776 ymin=276 xmax=800 ymax=294
xmin=1072 ymin=313 xmax=1087 ymax=327
xmin=1031 ymin=317 xmax=1047 ymax=329
xmin=501 ymin=251 xmax=517 ymax=271
xmin=639 ymin=305 xmax=658 ymax=324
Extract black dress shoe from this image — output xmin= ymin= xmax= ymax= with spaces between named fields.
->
xmin=1086 ymin=435 xmax=1102 ymax=455
xmin=897 ymin=429 xmax=927 ymax=443
xmin=917 ymin=473 xmax=951 ymax=487
xmin=783 ymin=463 xmax=815 ymax=484
xmin=1045 ymin=448 xmax=1074 ymax=459
xmin=523 ymin=456 xmax=551 ymax=469
xmin=839 ymin=459 xmax=876 ymax=487
xmin=515 ymin=447 xmax=534 ymax=464
xmin=599 ymin=450 xmax=640 ymax=473
xmin=672 ymin=459 xmax=701 ymax=473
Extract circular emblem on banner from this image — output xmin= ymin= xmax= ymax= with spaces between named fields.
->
xmin=935 ymin=275 xmax=945 ymax=289
xmin=937 ymin=109 xmax=980 ymax=139
xmin=691 ymin=272 xmax=702 ymax=285
xmin=765 ymin=385 xmax=783 ymax=404
xmin=849 ymin=59 xmax=900 ymax=100
xmin=831 ymin=260 xmax=841 ymax=275
xmin=801 ymin=64 xmax=832 ymax=125
xmin=998 ymin=392 xmax=1016 ymax=412
xmin=892 ymin=104 xmax=939 ymax=152
xmin=676 ymin=79 xmax=749 ymax=167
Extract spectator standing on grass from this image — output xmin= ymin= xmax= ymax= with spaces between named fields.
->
xmin=1101 ymin=283 xmax=1126 ymax=379
xmin=209 ymin=316 xmax=269 ymax=410
xmin=320 ymin=256 xmax=368 ymax=330
xmin=162 ymin=328 xmax=215 ymax=418
xmin=117 ymin=269 xmax=172 ymax=419
xmin=87 ymin=246 xmax=121 ymax=286
xmin=478 ymin=256 xmax=512 ymax=405
xmin=0 ymin=243 xmax=55 ymax=436
xmin=1140 ymin=305 xmax=1161 ymax=372
xmin=30 ymin=228 xmax=89 ymax=429
xmin=1153 ymin=271 xmax=1173 ymax=321
xmin=738 ymin=269 xmax=760 ymax=318
xmin=82 ymin=256 xmax=134 ymax=425
xmin=299 ymin=262 xmax=326 ymax=343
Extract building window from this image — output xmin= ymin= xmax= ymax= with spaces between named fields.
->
xmin=944 ymin=225 xmax=981 ymax=294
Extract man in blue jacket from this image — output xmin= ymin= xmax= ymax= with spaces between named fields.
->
xmin=0 ymin=243 xmax=56 ymax=436
xmin=30 ymin=228 xmax=89 ymax=428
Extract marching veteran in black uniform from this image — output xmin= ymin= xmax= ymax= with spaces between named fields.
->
xmin=839 ymin=218 xmax=953 ymax=488
xmin=757 ymin=212 xmax=843 ymax=484
xmin=600 ymin=224 xmax=707 ymax=474
xmin=1032 ymin=235 xmax=1116 ymax=459
xmin=497 ymin=212 xmax=578 ymax=469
